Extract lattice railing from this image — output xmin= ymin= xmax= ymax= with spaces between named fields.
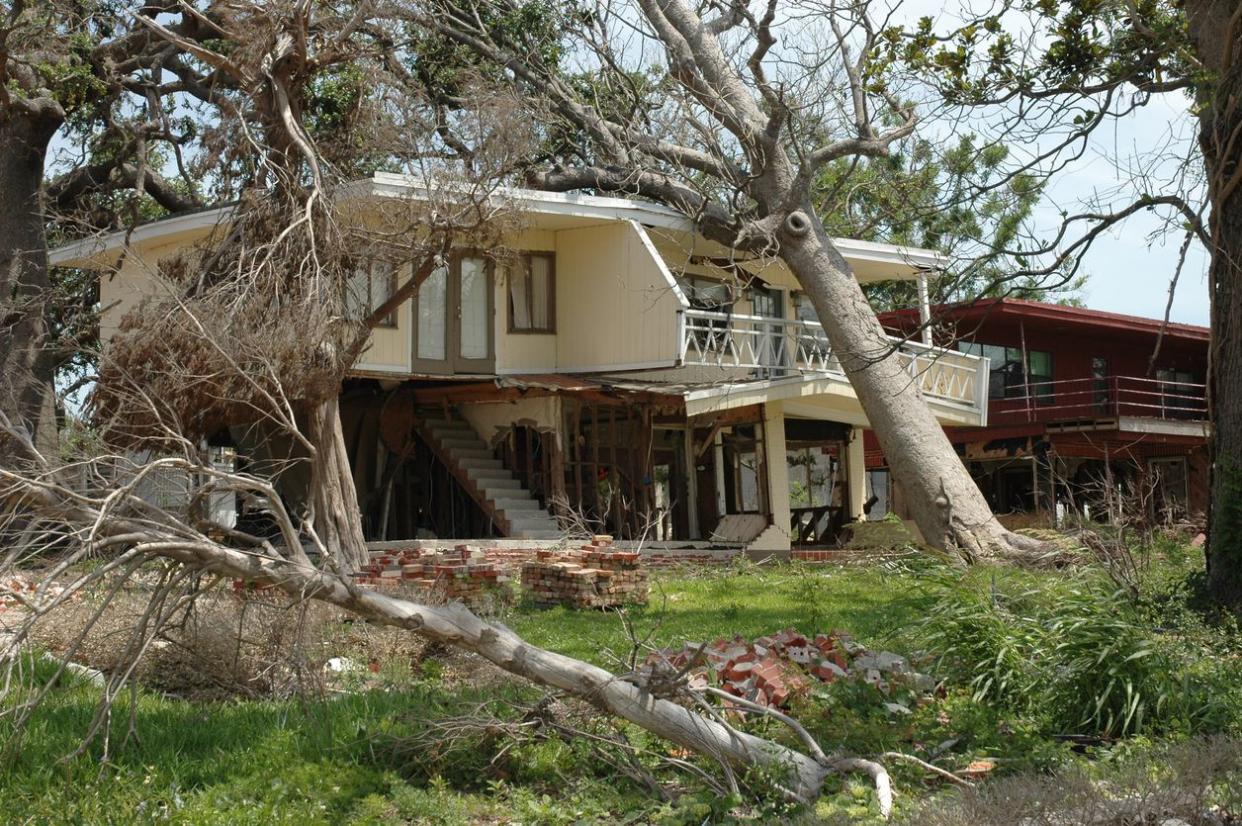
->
xmin=680 ymin=309 xmax=987 ymax=412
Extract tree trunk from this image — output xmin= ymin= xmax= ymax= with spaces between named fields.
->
xmin=0 ymin=111 xmax=61 ymax=457
xmin=6 ymin=475 xmax=839 ymax=805
xmin=776 ymin=207 xmax=1035 ymax=560
xmin=306 ymin=395 xmax=370 ymax=572
xmin=1188 ymin=0 xmax=1242 ymax=607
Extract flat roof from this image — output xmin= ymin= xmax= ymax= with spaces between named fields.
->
xmin=880 ymin=297 xmax=1209 ymax=343
xmin=49 ymin=174 xmax=945 ymax=275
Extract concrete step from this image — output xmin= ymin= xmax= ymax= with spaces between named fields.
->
xmin=494 ymin=497 xmax=541 ymax=511
xmin=444 ymin=447 xmax=494 ymax=461
xmin=422 ymin=418 xmax=473 ymax=432
xmin=467 ymin=467 xmax=513 ymax=482
xmin=429 ymin=428 xmax=478 ymax=444
xmin=512 ymin=529 xmax=565 ymax=540
xmin=438 ymin=435 xmax=488 ymax=450
xmin=459 ymin=457 xmax=504 ymax=471
xmin=477 ymin=477 xmax=522 ymax=491
xmin=509 ymin=516 xmax=561 ymax=533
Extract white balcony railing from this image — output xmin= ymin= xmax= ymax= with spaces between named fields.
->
xmin=679 ymin=309 xmax=988 ymax=412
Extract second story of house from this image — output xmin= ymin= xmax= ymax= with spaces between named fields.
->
xmin=50 ymin=173 xmax=991 ymax=427
xmin=879 ymin=298 xmax=1209 ymax=434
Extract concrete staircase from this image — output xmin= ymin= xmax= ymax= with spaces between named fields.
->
xmin=417 ymin=414 xmax=563 ymax=540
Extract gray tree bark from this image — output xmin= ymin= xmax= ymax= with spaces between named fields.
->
xmin=307 ymin=395 xmax=371 ymax=572
xmin=1187 ymin=0 xmax=1242 ymax=607
xmin=0 ymin=110 xmax=61 ymax=458
xmin=776 ymin=206 xmax=1035 ymax=560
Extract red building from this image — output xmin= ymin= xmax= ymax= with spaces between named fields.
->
xmin=870 ymin=299 xmax=1209 ymax=525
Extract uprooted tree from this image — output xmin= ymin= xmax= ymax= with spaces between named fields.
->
xmin=875 ymin=0 xmax=1237 ymax=606
xmin=402 ymin=0 xmax=1052 ymax=560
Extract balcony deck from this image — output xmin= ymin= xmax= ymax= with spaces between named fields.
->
xmin=988 ymin=376 xmax=1208 ymax=435
xmin=678 ymin=308 xmax=989 ymax=422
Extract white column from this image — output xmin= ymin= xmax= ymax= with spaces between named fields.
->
xmin=763 ymin=402 xmax=791 ymax=549
xmin=917 ymin=270 xmax=933 ymax=346
xmin=846 ymin=427 xmax=867 ymax=521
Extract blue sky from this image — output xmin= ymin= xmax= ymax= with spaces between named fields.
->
xmin=901 ymin=1 xmax=1210 ymax=327
xmin=1027 ymin=97 xmax=1209 ymax=326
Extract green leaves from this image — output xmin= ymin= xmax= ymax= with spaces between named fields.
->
xmin=919 ymin=570 xmax=1239 ymax=739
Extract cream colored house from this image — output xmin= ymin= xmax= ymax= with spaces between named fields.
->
xmin=52 ymin=173 xmax=989 ymax=552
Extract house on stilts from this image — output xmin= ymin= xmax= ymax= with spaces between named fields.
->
xmin=51 ymin=174 xmax=990 ymax=556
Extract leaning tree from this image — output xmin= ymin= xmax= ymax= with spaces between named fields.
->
xmin=397 ymin=0 xmax=1055 ymax=560
xmin=881 ymin=0 xmax=1239 ymax=605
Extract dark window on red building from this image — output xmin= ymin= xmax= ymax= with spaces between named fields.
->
xmin=957 ymin=342 xmax=1054 ymax=403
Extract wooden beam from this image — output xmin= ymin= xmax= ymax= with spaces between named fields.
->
xmin=695 ymin=419 xmax=726 ymax=459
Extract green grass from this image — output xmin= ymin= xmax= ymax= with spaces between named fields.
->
xmin=507 ymin=560 xmax=943 ymax=665
xmin=1 ymin=552 xmax=1237 ymax=824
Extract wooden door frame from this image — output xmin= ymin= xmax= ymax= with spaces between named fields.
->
xmin=410 ymin=252 xmax=496 ymax=375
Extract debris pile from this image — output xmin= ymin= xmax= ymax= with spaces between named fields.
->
xmin=1 ymin=575 xmax=70 ymax=614
xmin=643 ymin=628 xmax=936 ymax=710
xmin=233 ymin=545 xmax=512 ymax=613
xmin=520 ymin=536 xmax=649 ymax=608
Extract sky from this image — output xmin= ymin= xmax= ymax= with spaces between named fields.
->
xmin=898 ymin=0 xmax=1211 ymax=327
xmin=1026 ymin=97 xmax=1210 ymax=326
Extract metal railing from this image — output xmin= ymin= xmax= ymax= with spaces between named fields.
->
xmin=679 ymin=308 xmax=989 ymax=411
xmin=989 ymin=375 xmax=1208 ymax=425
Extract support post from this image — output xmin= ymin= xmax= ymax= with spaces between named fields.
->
xmin=762 ymin=402 xmax=792 ymax=548
xmin=917 ymin=270 xmax=933 ymax=347
xmin=684 ymin=426 xmax=700 ymax=539
xmin=846 ymin=427 xmax=867 ymax=521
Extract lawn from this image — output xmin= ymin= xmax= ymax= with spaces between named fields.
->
xmin=1 ymin=548 xmax=1238 ymax=825
xmin=507 ymin=557 xmax=940 ymax=665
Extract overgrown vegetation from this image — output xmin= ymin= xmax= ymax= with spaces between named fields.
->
xmin=2 ymin=538 xmax=1239 ymax=823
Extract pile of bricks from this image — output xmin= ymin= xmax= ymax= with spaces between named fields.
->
xmin=643 ymin=628 xmax=935 ymax=710
xmin=520 ymin=536 xmax=648 ymax=609
xmin=351 ymin=544 xmax=512 ymax=613
xmin=228 ymin=545 xmax=512 ymax=612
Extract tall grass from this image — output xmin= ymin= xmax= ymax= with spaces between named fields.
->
xmin=919 ymin=570 xmax=1240 ymax=738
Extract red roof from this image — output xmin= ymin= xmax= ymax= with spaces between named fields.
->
xmin=879 ymin=298 xmax=1209 ymax=342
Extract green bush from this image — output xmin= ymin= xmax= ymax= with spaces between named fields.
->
xmin=919 ymin=571 xmax=1240 ymax=739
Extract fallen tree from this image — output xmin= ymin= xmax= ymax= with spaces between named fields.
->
xmin=0 ymin=411 xmax=898 ymax=813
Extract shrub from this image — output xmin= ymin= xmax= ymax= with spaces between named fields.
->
xmin=919 ymin=571 xmax=1240 ymax=739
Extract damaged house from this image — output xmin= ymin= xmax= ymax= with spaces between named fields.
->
xmin=51 ymin=174 xmax=991 ymax=554
xmin=872 ymin=299 xmax=1210 ymax=525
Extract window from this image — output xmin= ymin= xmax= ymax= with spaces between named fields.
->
xmin=508 ymin=253 xmax=554 ymax=332
xmin=346 ymin=260 xmax=398 ymax=327
xmin=1156 ymin=368 xmax=1200 ymax=418
xmin=865 ymin=470 xmax=890 ymax=520
xmin=416 ymin=261 xmax=448 ymax=360
xmin=679 ymin=275 xmax=734 ymax=312
xmin=787 ymin=447 xmax=836 ymax=508
xmin=677 ymin=275 xmax=734 ymax=352
xmin=957 ymin=341 xmax=1054 ymax=403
